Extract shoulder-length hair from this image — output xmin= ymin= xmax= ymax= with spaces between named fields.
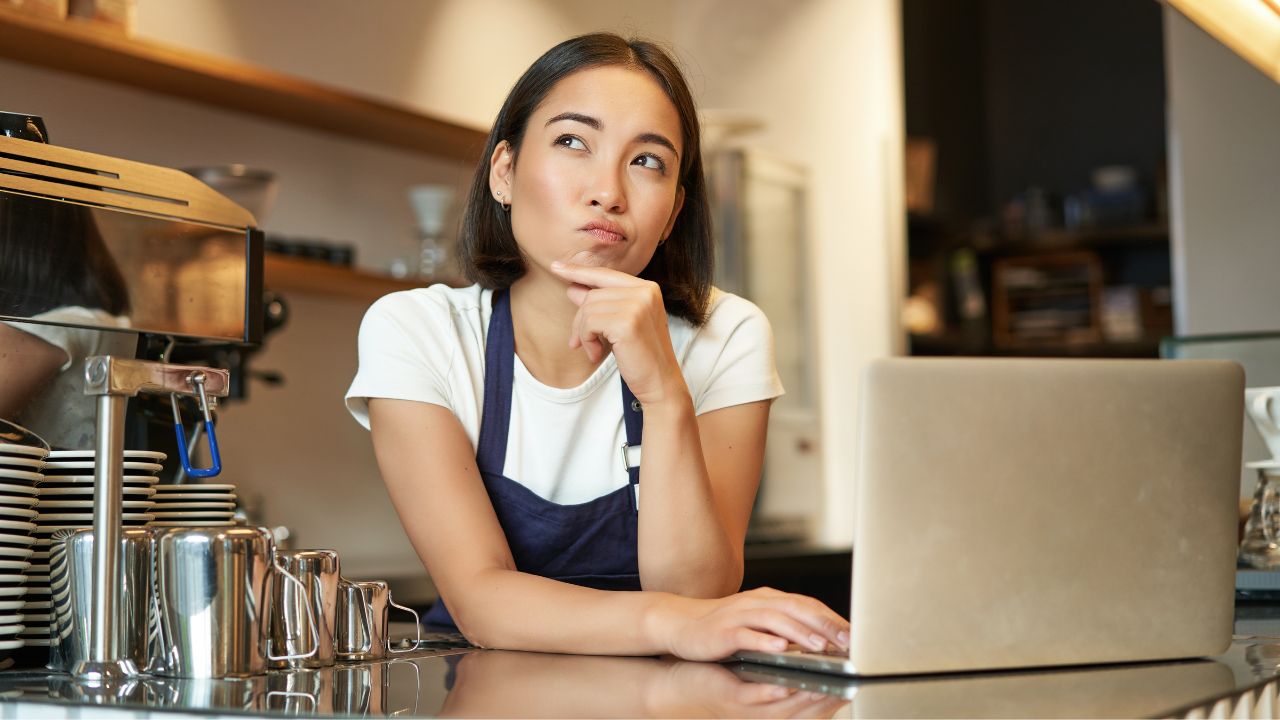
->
xmin=457 ymin=33 xmax=713 ymax=326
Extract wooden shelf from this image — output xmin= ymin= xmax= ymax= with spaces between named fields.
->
xmin=265 ymin=255 xmax=431 ymax=305
xmin=0 ymin=7 xmax=489 ymax=162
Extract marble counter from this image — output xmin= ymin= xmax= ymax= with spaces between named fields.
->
xmin=2 ymin=610 xmax=1280 ymax=718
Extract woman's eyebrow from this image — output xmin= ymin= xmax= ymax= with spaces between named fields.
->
xmin=545 ymin=112 xmax=680 ymax=158
xmin=635 ymin=132 xmax=679 ymax=158
xmin=545 ymin=111 xmax=601 ymax=130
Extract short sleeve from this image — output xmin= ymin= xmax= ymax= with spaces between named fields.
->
xmin=1 ymin=307 xmax=129 ymax=372
xmin=687 ymin=293 xmax=785 ymax=415
xmin=345 ymin=291 xmax=455 ymax=429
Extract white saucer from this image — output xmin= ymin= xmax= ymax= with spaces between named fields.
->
xmin=22 ymin=601 xmax=48 ymax=611
xmin=37 ymin=500 xmax=153 ymax=510
xmin=0 ymin=469 xmax=41 ymax=483
xmin=0 ymin=484 xmax=38 ymax=497
xmin=149 ymin=521 xmax=237 ymax=527
xmin=0 ymin=600 xmax=23 ymax=612
xmin=0 ymin=508 xmax=36 ymax=521
xmin=150 ymin=501 xmax=235 ymax=509
xmin=0 ymin=548 xmax=32 ymax=561
xmin=155 ymin=484 xmax=236 ymax=492
xmin=0 ymin=561 xmax=30 ymax=572
xmin=0 ymin=458 xmax=41 ymax=471
xmin=150 ymin=510 xmax=234 ymax=518
xmin=0 ymin=497 xmax=38 ymax=510
xmin=0 ymin=445 xmax=47 ymax=459
xmin=0 ymin=520 xmax=35 ymax=533
xmin=39 ymin=486 xmax=155 ymax=497
xmin=43 ymin=461 xmax=162 ymax=474
xmin=0 ymin=535 xmax=36 ymax=548
xmin=0 ymin=587 xmax=29 ymax=598
xmin=36 ymin=513 xmax=154 ymax=523
xmin=40 ymin=474 xmax=158 ymax=485
xmin=151 ymin=493 xmax=235 ymax=502
xmin=46 ymin=450 xmax=166 ymax=462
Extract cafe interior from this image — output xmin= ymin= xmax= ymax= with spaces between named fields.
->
xmin=2 ymin=0 xmax=1280 ymax=717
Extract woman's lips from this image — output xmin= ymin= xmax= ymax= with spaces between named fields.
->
xmin=581 ymin=220 xmax=627 ymax=244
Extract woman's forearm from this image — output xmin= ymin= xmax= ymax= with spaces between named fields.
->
xmin=635 ymin=389 xmax=742 ymax=597
xmin=454 ymin=567 xmax=681 ymax=655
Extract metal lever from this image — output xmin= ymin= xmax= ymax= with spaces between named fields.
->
xmin=170 ymin=372 xmax=221 ymax=479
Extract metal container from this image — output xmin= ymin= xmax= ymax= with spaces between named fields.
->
xmin=48 ymin=528 xmax=153 ymax=672
xmin=151 ymin=526 xmax=317 ymax=678
xmin=334 ymin=579 xmax=420 ymax=662
xmin=268 ymin=549 xmax=339 ymax=669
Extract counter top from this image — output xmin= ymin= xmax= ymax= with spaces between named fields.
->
xmin=4 ymin=610 xmax=1280 ymax=718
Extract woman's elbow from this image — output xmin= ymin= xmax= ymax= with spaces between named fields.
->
xmin=642 ymin=562 xmax=742 ymax=598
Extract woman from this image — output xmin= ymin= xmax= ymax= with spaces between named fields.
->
xmin=346 ymin=33 xmax=849 ymax=661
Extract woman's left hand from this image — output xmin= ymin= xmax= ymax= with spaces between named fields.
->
xmin=549 ymin=261 xmax=686 ymax=407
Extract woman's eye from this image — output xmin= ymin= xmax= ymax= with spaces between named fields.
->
xmin=633 ymin=153 xmax=667 ymax=172
xmin=555 ymin=135 xmax=587 ymax=150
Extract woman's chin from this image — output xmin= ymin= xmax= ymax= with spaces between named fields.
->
xmin=566 ymin=249 xmax=607 ymax=267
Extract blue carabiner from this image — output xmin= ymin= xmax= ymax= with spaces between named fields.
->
xmin=171 ymin=372 xmax=222 ymax=479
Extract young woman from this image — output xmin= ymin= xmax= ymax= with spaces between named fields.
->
xmin=346 ymin=33 xmax=849 ymax=661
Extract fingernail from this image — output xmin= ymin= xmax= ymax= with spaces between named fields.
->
xmin=837 ymin=630 xmax=849 ymax=646
xmin=770 ymin=686 xmax=792 ymax=698
xmin=809 ymin=634 xmax=825 ymax=650
xmin=772 ymin=638 xmax=787 ymax=651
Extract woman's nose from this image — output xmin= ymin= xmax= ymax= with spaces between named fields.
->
xmin=587 ymin=169 xmax=626 ymax=213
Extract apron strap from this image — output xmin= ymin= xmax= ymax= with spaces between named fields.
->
xmin=477 ymin=289 xmax=515 ymax=474
xmin=621 ymin=381 xmax=643 ymax=511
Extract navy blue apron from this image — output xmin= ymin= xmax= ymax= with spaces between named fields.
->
xmin=422 ymin=289 xmax=643 ymax=628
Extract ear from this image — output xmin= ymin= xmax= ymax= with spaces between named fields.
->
xmin=488 ymin=140 xmax=515 ymax=202
xmin=661 ymin=185 xmax=686 ymax=242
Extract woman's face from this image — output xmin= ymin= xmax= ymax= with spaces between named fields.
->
xmin=492 ymin=65 xmax=685 ymax=277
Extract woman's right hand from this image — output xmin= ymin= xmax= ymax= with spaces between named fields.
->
xmin=649 ymin=587 xmax=851 ymax=662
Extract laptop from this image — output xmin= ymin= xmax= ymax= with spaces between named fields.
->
xmin=736 ymin=357 xmax=1243 ymax=676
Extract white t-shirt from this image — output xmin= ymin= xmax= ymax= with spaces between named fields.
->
xmin=3 ymin=306 xmax=136 ymax=450
xmin=345 ymin=284 xmax=784 ymax=506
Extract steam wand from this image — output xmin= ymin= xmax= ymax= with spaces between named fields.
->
xmin=76 ymin=356 xmax=229 ymax=683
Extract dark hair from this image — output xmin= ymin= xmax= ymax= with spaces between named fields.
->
xmin=0 ymin=193 xmax=129 ymax=318
xmin=457 ymin=33 xmax=713 ymax=325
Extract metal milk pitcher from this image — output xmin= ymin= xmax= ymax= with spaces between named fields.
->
xmin=334 ymin=579 xmax=421 ymax=662
xmin=268 ymin=549 xmax=340 ymax=669
xmin=151 ymin=526 xmax=318 ymax=678
xmin=48 ymin=528 xmax=154 ymax=673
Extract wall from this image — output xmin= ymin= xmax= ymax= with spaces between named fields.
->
xmin=1163 ymin=7 xmax=1280 ymax=336
xmin=4 ymin=0 xmax=902 ymax=588
xmin=669 ymin=0 xmax=905 ymax=544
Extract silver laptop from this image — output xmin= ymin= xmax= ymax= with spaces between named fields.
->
xmin=737 ymin=357 xmax=1243 ymax=676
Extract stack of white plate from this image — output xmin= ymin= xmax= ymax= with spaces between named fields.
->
xmin=0 ymin=444 xmax=43 ymax=662
xmin=149 ymin=484 xmax=238 ymax=527
xmin=25 ymin=450 xmax=164 ymax=652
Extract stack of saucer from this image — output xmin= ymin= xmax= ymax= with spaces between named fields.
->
xmin=26 ymin=450 xmax=163 ymax=654
xmin=0 ymin=444 xmax=42 ymax=663
xmin=149 ymin=484 xmax=238 ymax=527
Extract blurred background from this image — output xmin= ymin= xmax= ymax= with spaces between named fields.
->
xmin=1 ymin=0 xmax=1275 ymax=604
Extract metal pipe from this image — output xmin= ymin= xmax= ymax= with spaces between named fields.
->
xmin=73 ymin=393 xmax=137 ymax=682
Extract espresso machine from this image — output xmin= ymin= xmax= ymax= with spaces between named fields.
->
xmin=0 ymin=111 xmax=264 ymax=682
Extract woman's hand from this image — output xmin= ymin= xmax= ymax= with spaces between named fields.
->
xmin=648 ymin=587 xmax=852 ymax=662
xmin=549 ymin=261 xmax=686 ymax=407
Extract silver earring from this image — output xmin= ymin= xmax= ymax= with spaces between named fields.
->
xmin=495 ymin=191 xmax=503 ymax=200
